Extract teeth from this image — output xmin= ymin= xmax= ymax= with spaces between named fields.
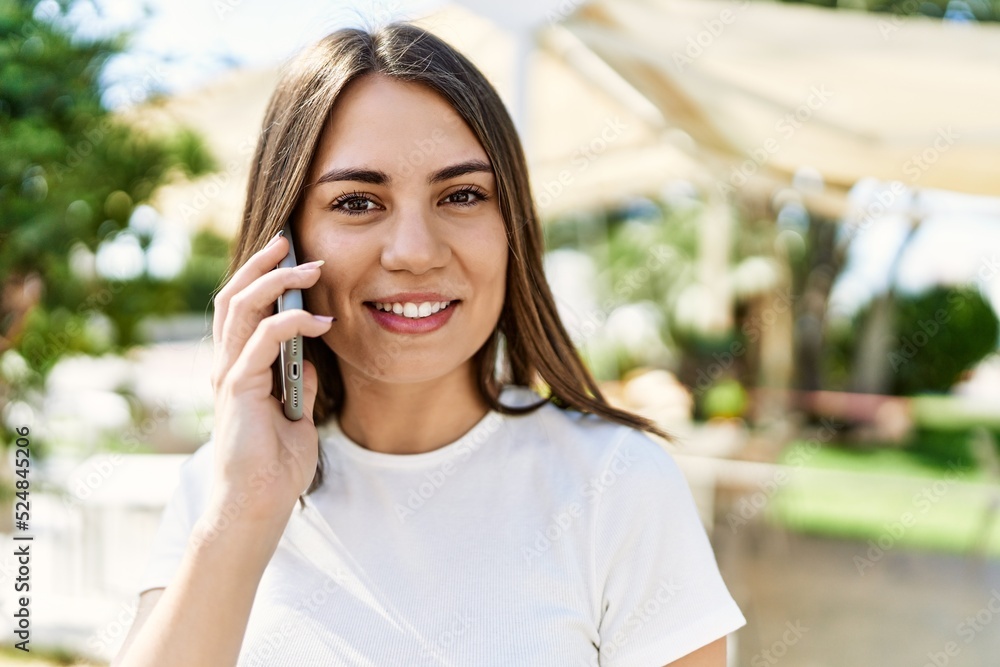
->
xmin=374 ymin=301 xmax=452 ymax=319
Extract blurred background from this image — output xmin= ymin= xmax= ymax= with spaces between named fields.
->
xmin=2 ymin=0 xmax=1000 ymax=664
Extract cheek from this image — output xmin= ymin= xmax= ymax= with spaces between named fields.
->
xmin=464 ymin=214 xmax=507 ymax=266
xmin=302 ymin=276 xmax=334 ymax=314
xmin=301 ymin=233 xmax=370 ymax=310
xmin=462 ymin=242 xmax=507 ymax=329
xmin=304 ymin=266 xmax=363 ymax=318
xmin=481 ymin=227 xmax=508 ymax=294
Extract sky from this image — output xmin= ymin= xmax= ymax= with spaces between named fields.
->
xmin=46 ymin=0 xmax=1000 ymax=323
xmin=47 ymin=0 xmax=446 ymax=107
xmin=828 ymin=181 xmax=1000 ymax=323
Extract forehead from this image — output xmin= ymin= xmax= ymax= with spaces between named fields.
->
xmin=310 ymin=74 xmax=488 ymax=179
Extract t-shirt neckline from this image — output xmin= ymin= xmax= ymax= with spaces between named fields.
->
xmin=319 ymin=385 xmax=544 ymax=468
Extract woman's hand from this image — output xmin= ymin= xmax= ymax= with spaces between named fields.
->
xmin=207 ymin=231 xmax=333 ymax=531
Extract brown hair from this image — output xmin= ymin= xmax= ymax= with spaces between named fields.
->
xmin=221 ymin=21 xmax=673 ymax=498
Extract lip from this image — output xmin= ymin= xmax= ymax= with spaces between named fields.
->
xmin=367 ymin=292 xmax=457 ymax=303
xmin=365 ymin=300 xmax=459 ymax=334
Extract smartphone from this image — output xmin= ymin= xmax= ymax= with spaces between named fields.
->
xmin=276 ymin=221 xmax=305 ymax=421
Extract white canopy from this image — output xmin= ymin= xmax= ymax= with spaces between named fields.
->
xmin=133 ymin=0 xmax=1000 ymax=234
xmin=557 ymin=0 xmax=1000 ymax=199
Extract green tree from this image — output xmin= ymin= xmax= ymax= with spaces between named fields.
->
xmin=827 ymin=285 xmax=999 ymax=396
xmin=0 ymin=0 xmax=214 ymax=449
xmin=777 ymin=0 xmax=1000 ymax=22
xmin=886 ymin=286 xmax=999 ymax=394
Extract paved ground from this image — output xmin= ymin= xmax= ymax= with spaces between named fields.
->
xmin=714 ymin=519 xmax=1000 ymax=667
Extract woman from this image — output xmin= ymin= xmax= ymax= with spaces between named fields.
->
xmin=114 ymin=21 xmax=745 ymax=667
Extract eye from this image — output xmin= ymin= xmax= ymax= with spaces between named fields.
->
xmin=442 ymin=185 xmax=490 ymax=208
xmin=325 ymin=190 xmax=381 ymax=216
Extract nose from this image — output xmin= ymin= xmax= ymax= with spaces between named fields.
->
xmin=380 ymin=204 xmax=450 ymax=275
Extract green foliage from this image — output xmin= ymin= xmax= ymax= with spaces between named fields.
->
xmin=888 ymin=286 xmax=998 ymax=394
xmin=544 ymin=198 xmax=698 ymax=313
xmin=776 ymin=0 xmax=1000 ymax=22
xmin=1 ymin=0 xmax=215 ymax=363
xmin=821 ymin=311 xmax=855 ymax=389
xmin=610 ymin=210 xmax=695 ymax=299
xmin=904 ymin=427 xmax=979 ymax=470
xmin=769 ymin=442 xmax=998 ymax=557
xmin=0 ymin=0 xmax=215 ymax=453
xmin=542 ymin=200 xmax=693 ymax=379
xmin=827 ymin=286 xmax=999 ymax=395
xmin=543 ymin=196 xmax=777 ymax=391
xmin=174 ymin=226 xmax=232 ymax=314
xmin=702 ymin=379 xmax=748 ymax=419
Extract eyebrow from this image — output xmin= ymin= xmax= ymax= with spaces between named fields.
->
xmin=312 ymin=159 xmax=494 ymax=187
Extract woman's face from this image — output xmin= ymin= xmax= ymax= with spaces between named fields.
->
xmin=296 ymin=74 xmax=508 ymax=387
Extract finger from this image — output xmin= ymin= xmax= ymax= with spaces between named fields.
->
xmin=301 ymin=358 xmax=320 ymax=420
xmin=212 ymin=232 xmax=287 ymax=357
xmin=214 ymin=261 xmax=326 ymax=391
xmin=225 ymin=309 xmax=335 ymax=398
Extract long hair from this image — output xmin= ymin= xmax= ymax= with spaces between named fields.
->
xmin=220 ymin=22 xmax=673 ymax=497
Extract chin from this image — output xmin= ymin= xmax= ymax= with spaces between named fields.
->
xmin=358 ymin=359 xmax=470 ymax=387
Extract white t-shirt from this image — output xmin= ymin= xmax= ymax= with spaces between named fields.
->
xmin=138 ymin=385 xmax=746 ymax=666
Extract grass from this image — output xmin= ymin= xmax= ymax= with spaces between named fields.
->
xmin=0 ymin=647 xmax=103 ymax=666
xmin=767 ymin=442 xmax=1000 ymax=557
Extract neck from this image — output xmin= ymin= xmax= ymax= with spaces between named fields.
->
xmin=336 ymin=361 xmax=491 ymax=455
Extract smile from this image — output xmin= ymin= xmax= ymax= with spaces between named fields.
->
xmin=364 ymin=300 xmax=460 ymax=334
xmin=372 ymin=300 xmax=454 ymax=318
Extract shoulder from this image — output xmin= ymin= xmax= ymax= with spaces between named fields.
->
xmin=500 ymin=385 xmax=676 ymax=485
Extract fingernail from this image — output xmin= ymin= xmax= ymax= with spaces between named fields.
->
xmin=266 ymin=230 xmax=284 ymax=248
xmin=313 ymin=314 xmax=336 ymax=323
xmin=297 ymin=259 xmax=325 ymax=271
